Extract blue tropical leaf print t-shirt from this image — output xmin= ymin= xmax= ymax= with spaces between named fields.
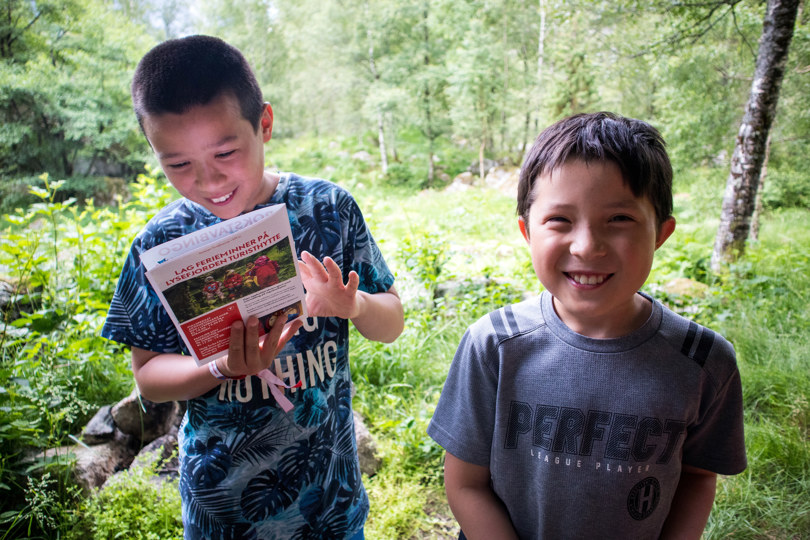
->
xmin=102 ymin=173 xmax=395 ymax=539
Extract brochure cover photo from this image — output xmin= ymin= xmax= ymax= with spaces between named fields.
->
xmin=142 ymin=204 xmax=307 ymax=366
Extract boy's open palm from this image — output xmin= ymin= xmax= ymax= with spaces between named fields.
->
xmin=299 ymin=251 xmax=361 ymax=320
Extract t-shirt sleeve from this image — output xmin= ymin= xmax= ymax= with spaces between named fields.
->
xmin=341 ymin=193 xmax=394 ymax=295
xmin=101 ymin=236 xmax=186 ymax=354
xmin=428 ymin=327 xmax=499 ymax=467
xmin=682 ymin=337 xmax=747 ymax=475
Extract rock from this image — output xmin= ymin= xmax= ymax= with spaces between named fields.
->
xmin=434 ymin=277 xmax=495 ymax=299
xmin=0 ymin=279 xmax=13 ymax=309
xmin=484 ymin=166 xmax=520 ymax=198
xmin=110 ymin=388 xmax=183 ymax=445
xmin=36 ymin=429 xmax=138 ymax=494
xmin=81 ymin=405 xmax=116 ymax=445
xmin=661 ymin=277 xmax=709 ymax=298
xmin=454 ymin=171 xmax=476 ymax=185
xmin=467 ymin=158 xmax=499 ymax=176
xmin=116 ymin=425 xmax=180 ymax=485
xmin=353 ymin=410 xmax=381 ymax=477
xmin=446 ymin=172 xmax=476 ymax=193
xmin=351 ymin=150 xmax=373 ymax=163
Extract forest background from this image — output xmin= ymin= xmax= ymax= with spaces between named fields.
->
xmin=1 ymin=0 xmax=809 ymax=538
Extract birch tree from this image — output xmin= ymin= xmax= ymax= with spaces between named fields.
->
xmin=711 ymin=0 xmax=801 ymax=271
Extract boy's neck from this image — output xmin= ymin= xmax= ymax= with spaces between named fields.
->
xmin=550 ymin=292 xmax=653 ymax=339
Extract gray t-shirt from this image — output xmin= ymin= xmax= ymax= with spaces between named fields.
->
xmin=428 ymin=291 xmax=746 ymax=540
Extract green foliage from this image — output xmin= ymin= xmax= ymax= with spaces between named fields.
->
xmin=0 ymin=169 xmax=177 ymax=538
xmin=0 ymin=175 xmax=130 ymax=215
xmin=68 ymin=461 xmax=183 ymax=540
xmin=0 ymin=0 xmax=153 ymax=182
xmin=761 ymin=168 xmax=810 ymax=210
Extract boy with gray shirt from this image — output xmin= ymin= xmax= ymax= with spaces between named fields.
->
xmin=428 ymin=112 xmax=746 ymax=539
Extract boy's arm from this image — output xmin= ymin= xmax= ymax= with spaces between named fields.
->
xmin=298 ymin=251 xmax=404 ymax=343
xmin=131 ymin=315 xmax=301 ymax=403
xmin=444 ymin=452 xmax=519 ymax=540
xmin=659 ymin=464 xmax=717 ymax=540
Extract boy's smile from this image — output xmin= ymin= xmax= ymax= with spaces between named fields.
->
xmin=142 ymin=94 xmax=276 ymax=220
xmin=519 ymin=159 xmax=675 ymax=338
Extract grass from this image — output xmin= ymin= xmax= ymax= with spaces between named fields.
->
xmin=346 ymin=169 xmax=810 ymax=539
xmin=1 ymin=152 xmax=807 ymax=538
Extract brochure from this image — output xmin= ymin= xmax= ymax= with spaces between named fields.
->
xmin=142 ymin=204 xmax=306 ymax=366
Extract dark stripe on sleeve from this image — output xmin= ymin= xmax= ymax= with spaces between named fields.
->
xmin=681 ymin=321 xmax=698 ymax=358
xmin=489 ymin=310 xmax=508 ymax=340
xmin=503 ymin=305 xmax=518 ymax=335
xmin=692 ymin=328 xmax=715 ymax=367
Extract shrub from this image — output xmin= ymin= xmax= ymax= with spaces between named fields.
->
xmin=69 ymin=461 xmax=183 ymax=540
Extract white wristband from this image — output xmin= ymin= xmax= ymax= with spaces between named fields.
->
xmin=208 ymin=360 xmax=227 ymax=380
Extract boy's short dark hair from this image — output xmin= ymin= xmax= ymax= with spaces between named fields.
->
xmin=131 ymin=35 xmax=264 ymax=131
xmin=517 ymin=112 xmax=673 ymax=229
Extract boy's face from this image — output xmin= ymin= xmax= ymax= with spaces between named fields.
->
xmin=142 ymin=94 xmax=274 ymax=220
xmin=519 ymin=159 xmax=675 ymax=338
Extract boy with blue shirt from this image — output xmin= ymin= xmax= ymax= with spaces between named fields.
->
xmin=428 ymin=112 xmax=746 ymax=539
xmin=102 ymin=35 xmax=403 ymax=539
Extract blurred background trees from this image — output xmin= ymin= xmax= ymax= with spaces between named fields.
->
xmin=1 ymin=0 xmax=808 ymax=256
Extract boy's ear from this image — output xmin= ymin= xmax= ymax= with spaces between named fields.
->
xmin=518 ymin=216 xmax=530 ymax=242
xmin=655 ymin=217 xmax=676 ymax=249
xmin=261 ymin=103 xmax=273 ymax=142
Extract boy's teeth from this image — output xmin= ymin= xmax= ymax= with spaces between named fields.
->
xmin=571 ymin=274 xmax=606 ymax=285
xmin=212 ymin=192 xmax=233 ymax=203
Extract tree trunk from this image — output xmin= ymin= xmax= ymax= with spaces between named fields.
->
xmin=377 ymin=112 xmax=388 ymax=175
xmin=365 ymin=1 xmax=388 ymax=175
xmin=479 ymin=139 xmax=486 ymax=181
xmin=422 ymin=1 xmax=435 ymax=185
xmin=750 ymin=133 xmax=772 ymax=242
xmin=710 ymin=0 xmax=800 ymax=271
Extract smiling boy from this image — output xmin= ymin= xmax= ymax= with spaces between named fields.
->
xmin=428 ymin=112 xmax=746 ymax=539
xmin=102 ymin=35 xmax=403 ymax=539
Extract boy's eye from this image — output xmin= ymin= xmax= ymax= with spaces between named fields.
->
xmin=546 ymin=216 xmax=570 ymax=224
xmin=216 ymin=150 xmax=236 ymax=158
xmin=167 ymin=161 xmax=190 ymax=169
xmin=610 ymin=214 xmax=634 ymax=222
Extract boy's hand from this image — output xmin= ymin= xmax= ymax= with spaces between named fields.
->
xmin=219 ymin=314 xmax=302 ymax=378
xmin=298 ymin=251 xmax=362 ymax=320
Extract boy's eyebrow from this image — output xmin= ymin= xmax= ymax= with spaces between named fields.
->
xmin=156 ymin=135 xmax=239 ymax=160
xmin=541 ymin=198 xmax=644 ymax=212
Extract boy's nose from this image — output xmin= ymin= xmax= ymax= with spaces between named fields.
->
xmin=194 ymin=163 xmax=224 ymax=187
xmin=570 ymin=226 xmax=607 ymax=258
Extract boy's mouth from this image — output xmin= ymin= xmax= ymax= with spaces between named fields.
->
xmin=566 ymin=272 xmax=611 ymax=286
xmin=210 ymin=190 xmax=235 ymax=204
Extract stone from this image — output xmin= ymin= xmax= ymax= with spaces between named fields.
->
xmin=353 ymin=410 xmax=381 ymax=477
xmin=484 ymin=166 xmax=520 ymax=198
xmin=81 ymin=405 xmax=116 ymax=445
xmin=35 ymin=429 xmax=138 ymax=494
xmin=110 ymin=388 xmax=183 ymax=445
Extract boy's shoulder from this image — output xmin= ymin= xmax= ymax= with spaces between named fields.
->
xmin=277 ymin=173 xmax=355 ymax=205
xmin=467 ymin=291 xmax=737 ymax=373
xmin=654 ymin=296 xmax=737 ymax=372
xmin=467 ymin=294 xmax=548 ymax=346
xmin=134 ymin=198 xmax=218 ymax=251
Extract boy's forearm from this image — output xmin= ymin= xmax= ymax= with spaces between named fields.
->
xmin=659 ymin=466 xmax=717 ymax=540
xmin=350 ymin=288 xmax=404 ymax=343
xmin=132 ymin=348 xmax=221 ymax=402
xmin=448 ymin=485 xmax=520 ymax=540
xmin=444 ymin=453 xmax=519 ymax=540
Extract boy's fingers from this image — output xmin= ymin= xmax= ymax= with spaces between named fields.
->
xmin=301 ymin=251 xmax=328 ymax=281
xmin=225 ymin=320 xmax=246 ymax=374
xmin=323 ymin=257 xmax=344 ymax=284
xmin=278 ymin=318 xmax=304 ymax=349
xmin=244 ymin=317 xmax=261 ymax=364
xmin=260 ymin=315 xmax=299 ymax=362
xmin=346 ymin=271 xmax=360 ymax=293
